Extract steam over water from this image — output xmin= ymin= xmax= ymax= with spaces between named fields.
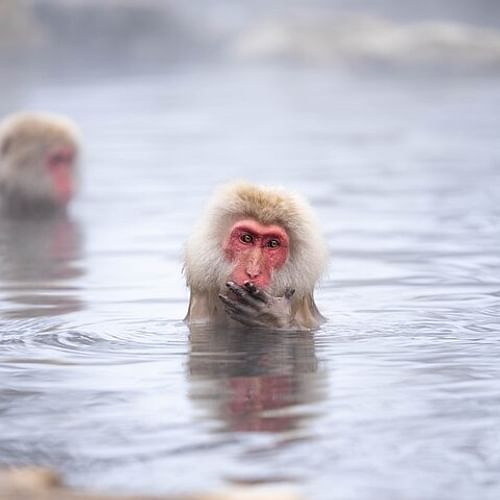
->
xmin=1 ymin=2 xmax=500 ymax=500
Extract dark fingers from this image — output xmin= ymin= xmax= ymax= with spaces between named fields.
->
xmin=226 ymin=281 xmax=263 ymax=308
xmin=219 ymin=294 xmax=256 ymax=315
xmin=243 ymin=281 xmax=269 ymax=303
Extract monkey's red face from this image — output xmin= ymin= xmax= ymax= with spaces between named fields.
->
xmin=223 ymin=219 xmax=289 ymax=289
xmin=46 ymin=146 xmax=75 ymax=205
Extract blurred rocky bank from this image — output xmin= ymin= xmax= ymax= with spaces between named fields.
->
xmin=0 ymin=467 xmax=300 ymax=500
xmin=0 ymin=0 xmax=209 ymax=73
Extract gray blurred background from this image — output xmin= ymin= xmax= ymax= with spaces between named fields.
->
xmin=2 ymin=0 xmax=500 ymax=76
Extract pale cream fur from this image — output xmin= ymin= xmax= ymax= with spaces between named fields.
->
xmin=184 ymin=181 xmax=329 ymax=330
xmin=0 ymin=111 xmax=80 ymax=209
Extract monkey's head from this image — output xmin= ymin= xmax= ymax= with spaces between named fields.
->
xmin=0 ymin=112 xmax=80 ymax=213
xmin=185 ymin=182 xmax=328 ymax=300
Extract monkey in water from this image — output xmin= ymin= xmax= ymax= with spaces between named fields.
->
xmin=184 ymin=182 xmax=329 ymax=331
xmin=0 ymin=112 xmax=80 ymax=215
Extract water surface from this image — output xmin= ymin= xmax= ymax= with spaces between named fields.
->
xmin=0 ymin=65 xmax=500 ymax=500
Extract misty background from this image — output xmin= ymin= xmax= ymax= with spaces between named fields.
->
xmin=2 ymin=0 xmax=500 ymax=75
xmin=1 ymin=2 xmax=500 ymax=500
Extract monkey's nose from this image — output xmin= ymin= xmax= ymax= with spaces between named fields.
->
xmin=245 ymin=249 xmax=263 ymax=279
xmin=245 ymin=258 xmax=262 ymax=278
xmin=245 ymin=267 xmax=261 ymax=279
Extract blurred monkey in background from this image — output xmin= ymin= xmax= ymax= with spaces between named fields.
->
xmin=0 ymin=112 xmax=83 ymax=317
xmin=184 ymin=182 xmax=328 ymax=331
xmin=0 ymin=111 xmax=80 ymax=216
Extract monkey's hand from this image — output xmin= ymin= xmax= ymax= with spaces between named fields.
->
xmin=219 ymin=281 xmax=296 ymax=330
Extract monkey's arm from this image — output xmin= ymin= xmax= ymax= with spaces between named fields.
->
xmin=219 ymin=281 xmax=321 ymax=331
xmin=185 ymin=292 xmax=226 ymax=325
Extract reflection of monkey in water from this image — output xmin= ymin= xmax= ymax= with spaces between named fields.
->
xmin=0 ymin=214 xmax=84 ymax=318
xmin=0 ymin=111 xmax=80 ymax=215
xmin=188 ymin=327 xmax=324 ymax=433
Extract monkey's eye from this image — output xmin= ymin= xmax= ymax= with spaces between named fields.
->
xmin=267 ymin=239 xmax=280 ymax=248
xmin=240 ymin=233 xmax=253 ymax=244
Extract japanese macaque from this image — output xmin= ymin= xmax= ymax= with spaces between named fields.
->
xmin=184 ymin=182 xmax=329 ymax=331
xmin=0 ymin=112 xmax=80 ymax=215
